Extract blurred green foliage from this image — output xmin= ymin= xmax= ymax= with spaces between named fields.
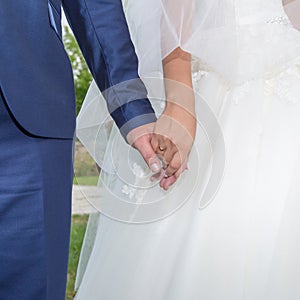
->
xmin=66 ymin=215 xmax=89 ymax=300
xmin=63 ymin=26 xmax=92 ymax=115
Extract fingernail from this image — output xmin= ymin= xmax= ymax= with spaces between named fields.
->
xmin=150 ymin=162 xmax=161 ymax=173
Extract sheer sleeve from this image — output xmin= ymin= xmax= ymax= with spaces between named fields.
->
xmin=159 ymin=0 xmax=194 ymax=58
xmin=122 ymin=0 xmax=237 ymax=80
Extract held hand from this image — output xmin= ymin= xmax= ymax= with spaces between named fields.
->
xmin=126 ymin=123 xmax=162 ymax=174
xmin=157 ymin=160 xmax=188 ymax=191
xmin=151 ymin=102 xmax=196 ymax=190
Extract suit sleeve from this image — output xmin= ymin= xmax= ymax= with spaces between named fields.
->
xmin=62 ymin=0 xmax=157 ymax=138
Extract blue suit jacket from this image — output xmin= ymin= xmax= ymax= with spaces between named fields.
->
xmin=0 ymin=0 xmax=156 ymax=139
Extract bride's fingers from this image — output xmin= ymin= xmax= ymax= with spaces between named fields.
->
xmin=159 ymin=141 xmax=177 ymax=165
xmin=160 ymin=175 xmax=177 ymax=190
xmin=173 ymin=160 xmax=188 ymax=179
xmin=164 ymin=152 xmax=182 ymax=177
xmin=159 ymin=158 xmax=189 ymax=190
xmin=162 ymin=163 xmax=188 ymax=190
xmin=151 ymin=133 xmax=177 ymax=165
xmin=154 ymin=134 xmax=169 ymax=153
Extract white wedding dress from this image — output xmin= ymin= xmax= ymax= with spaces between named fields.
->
xmin=74 ymin=1 xmax=300 ymax=299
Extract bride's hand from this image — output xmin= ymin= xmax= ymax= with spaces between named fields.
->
xmin=152 ymin=47 xmax=195 ymax=190
xmin=151 ymin=102 xmax=196 ymax=190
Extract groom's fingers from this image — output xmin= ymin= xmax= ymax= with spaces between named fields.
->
xmin=150 ymin=134 xmax=159 ymax=153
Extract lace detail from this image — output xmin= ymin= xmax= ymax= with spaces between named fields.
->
xmin=121 ymin=163 xmax=147 ymax=202
xmin=236 ymin=0 xmax=287 ymax=21
xmin=266 ymin=16 xmax=290 ymax=26
xmin=192 ymin=70 xmax=209 ymax=94
xmin=192 ymin=57 xmax=210 ymax=94
xmin=265 ymin=66 xmax=300 ymax=104
xmin=227 ymin=62 xmax=300 ymax=105
xmin=232 ymin=81 xmax=252 ymax=105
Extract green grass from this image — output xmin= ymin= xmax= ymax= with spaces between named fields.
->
xmin=66 ymin=214 xmax=89 ymax=300
xmin=73 ymin=176 xmax=98 ymax=186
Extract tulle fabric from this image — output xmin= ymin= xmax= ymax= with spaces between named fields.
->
xmin=75 ymin=64 xmax=300 ymax=299
xmin=75 ymin=0 xmax=300 ymax=298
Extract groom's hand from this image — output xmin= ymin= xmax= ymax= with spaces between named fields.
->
xmin=126 ymin=123 xmax=162 ymax=174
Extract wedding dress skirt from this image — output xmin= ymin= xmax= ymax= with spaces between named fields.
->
xmin=74 ymin=1 xmax=300 ymax=299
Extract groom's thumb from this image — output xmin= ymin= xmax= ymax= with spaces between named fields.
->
xmin=134 ymin=137 xmax=161 ymax=173
xmin=127 ymin=123 xmax=161 ymax=173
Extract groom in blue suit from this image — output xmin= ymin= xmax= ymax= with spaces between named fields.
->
xmin=0 ymin=0 xmax=158 ymax=299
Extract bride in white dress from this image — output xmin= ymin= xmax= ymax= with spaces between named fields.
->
xmin=74 ymin=0 xmax=300 ymax=299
